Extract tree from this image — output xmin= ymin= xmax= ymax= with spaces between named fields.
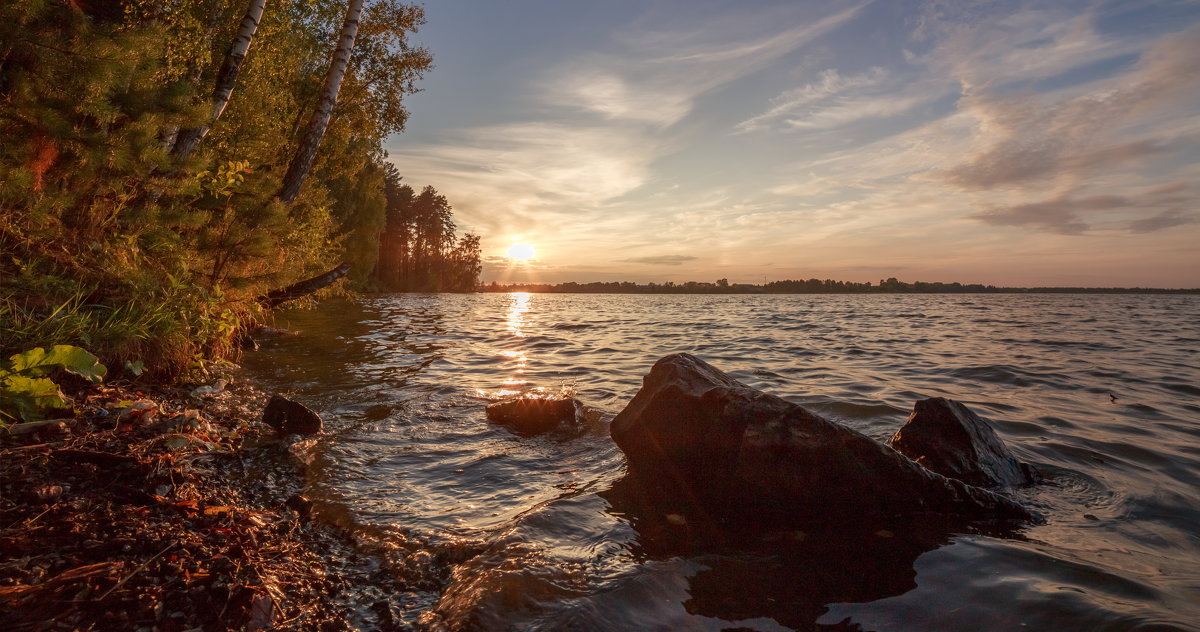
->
xmin=372 ymin=182 xmax=480 ymax=292
xmin=278 ymin=0 xmax=365 ymax=203
xmin=171 ymin=0 xmax=269 ymax=160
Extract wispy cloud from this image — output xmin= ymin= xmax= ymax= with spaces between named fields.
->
xmin=617 ymin=255 xmax=700 ymax=266
xmin=387 ymin=122 xmax=657 ymax=235
xmin=970 ymin=182 xmax=1198 ymax=235
xmin=941 ymin=26 xmax=1200 ymax=192
xmin=545 ymin=2 xmax=869 ymax=126
xmin=736 ymin=67 xmax=888 ymax=132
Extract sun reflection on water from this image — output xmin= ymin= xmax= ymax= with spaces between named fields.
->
xmin=506 ymin=292 xmax=531 ymax=338
xmin=487 ymin=292 xmax=533 ymax=397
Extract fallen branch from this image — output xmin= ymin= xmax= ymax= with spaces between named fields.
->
xmin=99 ymin=541 xmax=177 ymax=600
xmin=0 ymin=561 xmax=123 ymax=604
xmin=2 ymin=419 xmax=71 ymax=437
xmin=258 ymin=262 xmax=351 ymax=309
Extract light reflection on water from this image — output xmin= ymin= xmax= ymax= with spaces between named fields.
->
xmin=243 ymin=293 xmax=1200 ymax=631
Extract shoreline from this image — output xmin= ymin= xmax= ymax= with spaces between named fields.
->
xmin=0 ymin=377 xmax=416 ymax=631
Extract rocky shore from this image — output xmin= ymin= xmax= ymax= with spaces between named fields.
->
xmin=0 ymin=378 xmax=419 ymax=631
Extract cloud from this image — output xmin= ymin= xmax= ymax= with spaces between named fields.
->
xmin=545 ymin=2 xmax=868 ymax=126
xmin=970 ymin=194 xmax=1128 ymax=234
xmin=736 ymin=67 xmax=887 ymax=132
xmin=940 ymin=24 xmax=1200 ymax=191
xmin=386 ymin=122 xmax=656 ymax=235
xmin=617 ymin=255 xmax=699 ymax=265
xmin=969 ymin=183 xmax=1198 ymax=234
xmin=1128 ymin=210 xmax=1196 ymax=233
xmin=919 ymin=5 xmax=1147 ymax=86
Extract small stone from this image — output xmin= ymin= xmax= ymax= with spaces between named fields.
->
xmin=363 ymin=404 xmax=392 ymax=421
xmin=285 ymin=495 xmax=313 ymax=518
xmin=665 ymin=513 xmax=687 ymax=526
xmin=190 ymin=380 xmax=228 ymax=398
xmin=485 ymin=397 xmax=585 ymax=435
xmin=262 ymin=395 xmax=323 ymax=435
xmin=34 ymin=485 xmax=63 ymax=503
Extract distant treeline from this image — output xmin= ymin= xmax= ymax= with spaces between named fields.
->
xmin=374 ymin=182 xmax=481 ymax=292
xmin=482 ymin=277 xmax=1199 ymax=294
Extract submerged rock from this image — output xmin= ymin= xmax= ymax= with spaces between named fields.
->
xmin=889 ymin=397 xmax=1037 ymax=488
xmin=485 ymin=397 xmax=585 ymax=436
xmin=262 ymin=395 xmax=323 ymax=436
xmin=610 ymin=353 xmax=1032 ymax=522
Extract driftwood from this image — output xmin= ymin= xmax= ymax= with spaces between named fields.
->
xmin=1 ymin=419 xmax=70 ymax=437
xmin=258 ymin=262 xmax=350 ymax=309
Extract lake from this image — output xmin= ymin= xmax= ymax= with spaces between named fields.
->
xmin=242 ymin=293 xmax=1200 ymax=631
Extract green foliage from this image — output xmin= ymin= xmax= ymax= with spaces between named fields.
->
xmin=6 ymin=345 xmax=107 ymax=382
xmin=0 ymin=0 xmax=434 ymax=380
xmin=0 ymin=345 xmax=107 ymax=423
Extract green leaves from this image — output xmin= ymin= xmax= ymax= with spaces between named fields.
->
xmin=0 ymin=375 xmax=68 ymax=423
xmin=1 ymin=345 xmax=108 ymax=423
xmin=7 ymin=345 xmax=108 ymax=383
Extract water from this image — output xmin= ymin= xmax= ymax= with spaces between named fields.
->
xmin=241 ymin=293 xmax=1200 ymax=631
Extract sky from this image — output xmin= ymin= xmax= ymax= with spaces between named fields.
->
xmin=382 ymin=0 xmax=1200 ymax=287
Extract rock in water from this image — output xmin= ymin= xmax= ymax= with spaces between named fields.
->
xmin=610 ymin=353 xmax=1032 ymax=521
xmin=889 ymin=397 xmax=1037 ymax=488
xmin=485 ymin=397 xmax=584 ymax=436
xmin=262 ymin=395 xmax=323 ymax=436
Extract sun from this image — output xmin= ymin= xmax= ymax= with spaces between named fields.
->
xmin=506 ymin=243 xmax=536 ymax=261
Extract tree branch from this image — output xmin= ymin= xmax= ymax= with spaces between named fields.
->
xmin=258 ymin=262 xmax=351 ymax=309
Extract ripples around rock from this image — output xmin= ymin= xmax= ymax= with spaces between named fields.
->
xmin=241 ymin=293 xmax=1200 ymax=631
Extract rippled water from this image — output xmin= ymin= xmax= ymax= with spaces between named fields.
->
xmin=241 ymin=293 xmax=1200 ymax=631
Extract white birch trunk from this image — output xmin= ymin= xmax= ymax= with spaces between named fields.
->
xmin=278 ymin=0 xmax=365 ymax=203
xmin=171 ymin=0 xmax=268 ymax=160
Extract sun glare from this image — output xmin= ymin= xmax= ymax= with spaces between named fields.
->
xmin=506 ymin=243 xmax=536 ymax=261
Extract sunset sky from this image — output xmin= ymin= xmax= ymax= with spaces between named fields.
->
xmin=384 ymin=0 xmax=1200 ymax=287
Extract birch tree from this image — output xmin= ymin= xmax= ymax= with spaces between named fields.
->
xmin=278 ymin=0 xmax=365 ymax=203
xmin=171 ymin=0 xmax=268 ymax=159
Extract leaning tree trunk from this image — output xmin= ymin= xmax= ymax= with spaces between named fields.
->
xmin=171 ymin=0 xmax=268 ymax=160
xmin=160 ymin=0 xmax=226 ymax=149
xmin=277 ymin=0 xmax=364 ymax=203
xmin=259 ymin=262 xmax=351 ymax=308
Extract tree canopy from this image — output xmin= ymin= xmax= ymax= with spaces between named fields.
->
xmin=0 ymin=0 xmax=477 ymax=378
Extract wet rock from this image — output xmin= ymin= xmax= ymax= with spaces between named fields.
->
xmin=363 ymin=404 xmax=392 ymax=421
xmin=239 ymin=334 xmax=261 ymax=351
xmin=262 ymin=395 xmax=323 ymax=436
xmin=611 ymin=353 xmax=1033 ymax=522
xmin=485 ymin=397 xmax=585 ymax=436
xmin=285 ymin=494 xmax=313 ymax=518
xmin=889 ymin=397 xmax=1037 ymax=488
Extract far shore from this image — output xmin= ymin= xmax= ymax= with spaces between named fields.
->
xmin=477 ymin=280 xmax=1200 ymax=295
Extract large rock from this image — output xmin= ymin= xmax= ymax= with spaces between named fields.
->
xmin=889 ymin=397 xmax=1037 ymax=488
xmin=263 ymin=395 xmax=323 ymax=435
xmin=485 ymin=397 xmax=584 ymax=436
xmin=610 ymin=353 xmax=1032 ymax=521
